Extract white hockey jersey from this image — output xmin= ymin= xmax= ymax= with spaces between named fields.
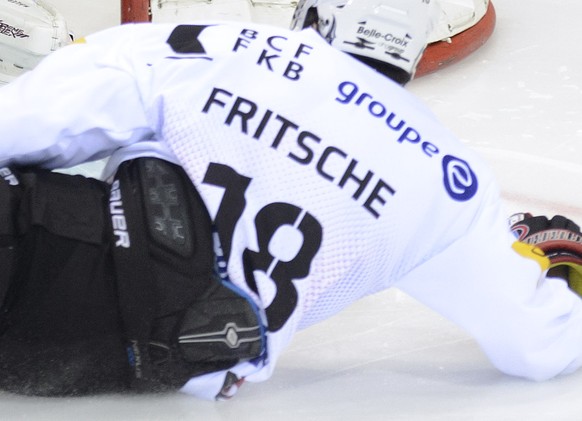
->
xmin=1 ymin=21 xmax=582 ymax=400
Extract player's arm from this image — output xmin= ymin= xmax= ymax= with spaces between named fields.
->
xmin=0 ymin=25 xmax=153 ymax=170
xmin=395 ymin=190 xmax=582 ymax=381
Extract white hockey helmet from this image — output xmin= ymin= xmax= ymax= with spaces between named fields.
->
xmin=0 ymin=0 xmax=71 ymax=85
xmin=291 ymin=0 xmax=440 ymax=84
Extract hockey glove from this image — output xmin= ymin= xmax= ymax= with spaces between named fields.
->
xmin=510 ymin=213 xmax=582 ymax=296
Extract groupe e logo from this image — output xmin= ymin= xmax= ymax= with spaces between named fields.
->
xmin=441 ymin=155 xmax=478 ymax=201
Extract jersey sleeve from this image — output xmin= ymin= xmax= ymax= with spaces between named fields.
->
xmin=394 ymin=184 xmax=582 ymax=380
xmin=0 ymin=25 xmax=153 ymax=170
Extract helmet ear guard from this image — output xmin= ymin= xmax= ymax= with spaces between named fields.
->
xmin=349 ymin=52 xmax=413 ymax=85
xmin=291 ymin=0 xmax=441 ymax=84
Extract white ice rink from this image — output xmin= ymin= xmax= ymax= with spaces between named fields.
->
xmin=3 ymin=0 xmax=582 ymax=419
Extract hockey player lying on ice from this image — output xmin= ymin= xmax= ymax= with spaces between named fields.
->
xmin=1 ymin=0 xmax=582 ymax=400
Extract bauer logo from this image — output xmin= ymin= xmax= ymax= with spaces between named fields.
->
xmin=442 ymin=155 xmax=478 ymax=201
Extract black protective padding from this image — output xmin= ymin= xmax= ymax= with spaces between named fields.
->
xmin=111 ymin=159 xmax=264 ymax=392
xmin=0 ymin=169 xmax=129 ymax=396
xmin=0 ymin=161 xmax=264 ymax=396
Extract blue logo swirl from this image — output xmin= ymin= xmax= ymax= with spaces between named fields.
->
xmin=442 ymin=155 xmax=478 ymax=201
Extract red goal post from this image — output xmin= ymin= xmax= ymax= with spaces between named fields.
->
xmin=119 ymin=0 xmax=495 ymax=77
xmin=121 ymin=0 xmax=150 ymax=23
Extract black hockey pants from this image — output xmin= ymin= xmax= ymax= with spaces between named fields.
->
xmin=0 ymin=167 xmax=126 ymax=395
xmin=0 ymin=159 xmax=264 ymax=396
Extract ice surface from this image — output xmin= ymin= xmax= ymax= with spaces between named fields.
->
xmin=4 ymin=0 xmax=582 ymax=419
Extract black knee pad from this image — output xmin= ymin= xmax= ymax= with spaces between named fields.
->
xmin=110 ymin=158 xmax=265 ymax=392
